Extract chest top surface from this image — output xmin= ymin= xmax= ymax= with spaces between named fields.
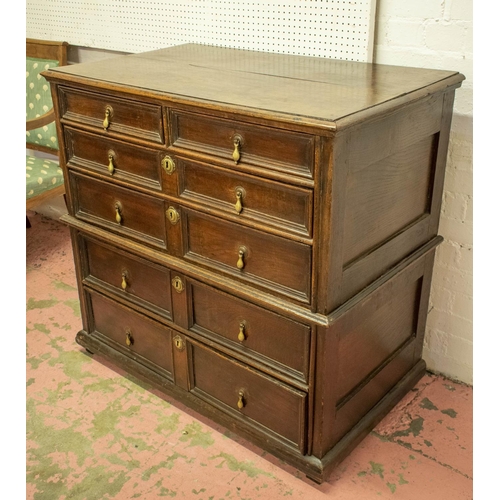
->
xmin=46 ymin=43 xmax=463 ymax=128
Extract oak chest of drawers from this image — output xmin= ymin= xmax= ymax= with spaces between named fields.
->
xmin=44 ymin=44 xmax=463 ymax=482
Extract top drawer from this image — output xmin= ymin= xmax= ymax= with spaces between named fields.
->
xmin=58 ymin=87 xmax=164 ymax=144
xmin=169 ymin=110 xmax=315 ymax=179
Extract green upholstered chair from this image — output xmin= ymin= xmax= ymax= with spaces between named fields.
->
xmin=26 ymin=39 xmax=68 ymax=226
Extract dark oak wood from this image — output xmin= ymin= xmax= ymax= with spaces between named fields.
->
xmin=44 ymin=44 xmax=463 ymax=483
xmin=46 ymin=44 xmax=463 ymax=129
xmin=178 ymin=156 xmax=314 ymax=238
xmin=189 ymin=339 xmax=308 ymax=453
xmin=189 ymin=280 xmax=311 ymax=382
xmin=70 ymin=171 xmax=167 ymax=250
xmin=183 ymin=209 xmax=312 ymax=303
xmin=65 ymin=127 xmax=164 ymax=190
xmin=82 ymin=235 xmax=173 ymax=320
xmin=59 ymin=87 xmax=164 ymax=144
xmin=169 ymin=109 xmax=315 ymax=178
xmin=88 ymin=290 xmax=174 ymax=379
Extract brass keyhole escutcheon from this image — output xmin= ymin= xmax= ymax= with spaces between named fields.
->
xmin=167 ymin=206 xmax=180 ymax=225
xmin=236 ymin=247 xmax=246 ymax=270
xmin=162 ymin=155 xmax=176 ymax=175
xmin=232 ymin=135 xmax=242 ymax=164
xmin=114 ymin=202 xmax=122 ymax=224
xmin=121 ymin=271 xmax=128 ymax=290
xmin=103 ymin=106 xmax=112 ymax=130
xmin=237 ymin=390 xmax=245 ymax=410
xmin=235 ymin=188 xmax=244 ymax=214
xmin=172 ymin=276 xmax=184 ymax=293
xmin=173 ymin=335 xmax=185 ymax=351
xmin=108 ymin=153 xmax=115 ymax=175
xmin=237 ymin=322 xmax=246 ymax=342
xmin=125 ymin=329 xmax=133 ymax=347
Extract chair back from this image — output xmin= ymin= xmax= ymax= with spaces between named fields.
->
xmin=26 ymin=39 xmax=68 ymax=155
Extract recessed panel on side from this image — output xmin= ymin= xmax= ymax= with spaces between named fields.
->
xmin=336 ymin=274 xmax=424 ymax=403
xmin=342 ymin=134 xmax=438 ymax=267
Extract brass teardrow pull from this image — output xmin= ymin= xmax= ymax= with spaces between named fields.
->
xmin=237 ymin=322 xmax=246 ymax=342
xmin=103 ymin=107 xmax=111 ymax=130
xmin=236 ymin=248 xmax=246 ymax=270
xmin=237 ymin=390 xmax=245 ymax=409
xmin=232 ymin=136 xmax=241 ymax=164
xmin=121 ymin=272 xmax=128 ymax=290
xmin=108 ymin=154 xmax=115 ymax=175
xmin=115 ymin=202 xmax=122 ymax=224
xmin=235 ymin=189 xmax=243 ymax=214
xmin=125 ymin=329 xmax=133 ymax=346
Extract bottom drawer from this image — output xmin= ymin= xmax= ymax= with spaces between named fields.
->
xmin=190 ymin=342 xmax=307 ymax=452
xmin=89 ymin=291 xmax=174 ymax=378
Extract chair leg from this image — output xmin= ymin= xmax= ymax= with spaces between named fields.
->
xmin=26 ymin=215 xmax=31 ymax=228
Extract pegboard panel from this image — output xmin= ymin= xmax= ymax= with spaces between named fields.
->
xmin=26 ymin=0 xmax=377 ymax=62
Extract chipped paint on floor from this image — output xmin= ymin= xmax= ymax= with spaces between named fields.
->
xmin=26 ymin=213 xmax=473 ymax=499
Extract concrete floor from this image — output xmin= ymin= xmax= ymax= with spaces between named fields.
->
xmin=26 ymin=212 xmax=473 ymax=499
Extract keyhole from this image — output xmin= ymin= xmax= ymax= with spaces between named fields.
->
xmin=173 ymin=335 xmax=185 ymax=351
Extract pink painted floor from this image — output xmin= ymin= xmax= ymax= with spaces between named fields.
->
xmin=26 ymin=212 xmax=473 ymax=499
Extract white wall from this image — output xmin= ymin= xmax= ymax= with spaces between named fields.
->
xmin=374 ymin=0 xmax=473 ymax=384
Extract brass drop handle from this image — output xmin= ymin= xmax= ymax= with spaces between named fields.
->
xmin=235 ymin=189 xmax=243 ymax=214
xmin=237 ymin=390 xmax=245 ymax=410
xmin=232 ymin=136 xmax=241 ymax=164
xmin=237 ymin=322 xmax=246 ymax=342
xmin=125 ymin=329 xmax=133 ymax=346
xmin=236 ymin=248 xmax=245 ymax=270
xmin=108 ymin=154 xmax=115 ymax=175
xmin=103 ymin=107 xmax=111 ymax=130
xmin=121 ymin=272 xmax=128 ymax=290
xmin=115 ymin=202 xmax=122 ymax=224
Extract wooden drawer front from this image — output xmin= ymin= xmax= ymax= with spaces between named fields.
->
xmin=190 ymin=282 xmax=310 ymax=382
xmin=65 ymin=128 xmax=163 ymax=190
xmin=59 ymin=87 xmax=164 ymax=143
xmin=170 ymin=110 xmax=314 ymax=178
xmin=70 ymin=172 xmax=167 ymax=250
xmin=191 ymin=342 xmax=307 ymax=450
xmin=179 ymin=158 xmax=313 ymax=237
xmin=89 ymin=291 xmax=174 ymax=377
xmin=84 ymin=237 xmax=173 ymax=319
xmin=184 ymin=211 xmax=312 ymax=303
